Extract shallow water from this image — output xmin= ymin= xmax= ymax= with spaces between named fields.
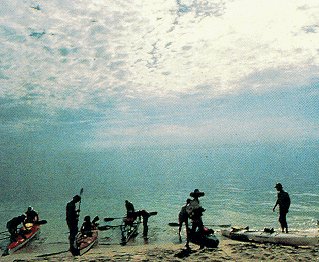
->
xmin=0 ymin=144 xmax=318 ymax=254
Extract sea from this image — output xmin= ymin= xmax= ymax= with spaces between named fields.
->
xmin=0 ymin=143 xmax=318 ymax=255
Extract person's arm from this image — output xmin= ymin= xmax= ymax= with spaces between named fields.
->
xmin=273 ymin=199 xmax=278 ymax=212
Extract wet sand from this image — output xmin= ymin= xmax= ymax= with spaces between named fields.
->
xmin=2 ymin=237 xmax=319 ymax=261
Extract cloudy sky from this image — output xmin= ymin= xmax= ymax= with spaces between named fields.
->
xmin=0 ymin=0 xmax=318 ymax=150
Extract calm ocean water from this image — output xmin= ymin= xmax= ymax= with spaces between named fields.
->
xmin=0 ymin=143 xmax=318 ymax=253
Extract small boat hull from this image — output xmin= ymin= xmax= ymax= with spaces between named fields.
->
xmin=3 ymin=225 xmax=40 ymax=256
xmin=77 ymin=230 xmax=98 ymax=256
xmin=120 ymin=218 xmax=141 ymax=245
xmin=221 ymin=228 xmax=319 ymax=247
xmin=189 ymin=227 xmax=219 ymax=248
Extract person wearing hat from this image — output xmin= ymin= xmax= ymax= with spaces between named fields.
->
xmin=273 ymin=183 xmax=291 ymax=233
xmin=66 ymin=195 xmax=81 ymax=255
xmin=186 ymin=189 xmax=206 ymax=248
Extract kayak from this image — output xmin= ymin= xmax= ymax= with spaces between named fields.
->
xmin=3 ymin=223 xmax=41 ymax=256
xmin=189 ymin=226 xmax=219 ymax=248
xmin=120 ymin=217 xmax=141 ymax=245
xmin=221 ymin=228 xmax=319 ymax=247
xmin=76 ymin=229 xmax=98 ymax=256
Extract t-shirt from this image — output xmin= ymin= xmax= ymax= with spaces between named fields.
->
xmin=179 ymin=206 xmax=188 ymax=222
xmin=277 ymin=191 xmax=291 ymax=212
xmin=66 ymin=201 xmax=78 ymax=224
xmin=186 ymin=199 xmax=202 ymax=218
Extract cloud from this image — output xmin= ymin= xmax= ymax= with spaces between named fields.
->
xmin=0 ymin=0 xmax=318 ymax=148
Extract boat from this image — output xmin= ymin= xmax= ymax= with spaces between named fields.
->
xmin=2 ymin=221 xmax=46 ymax=256
xmin=221 ymin=227 xmax=319 ymax=247
xmin=189 ymin=226 xmax=219 ymax=248
xmin=120 ymin=216 xmax=141 ymax=245
xmin=76 ymin=229 xmax=98 ymax=256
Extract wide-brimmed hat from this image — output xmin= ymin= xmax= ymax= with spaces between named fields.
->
xmin=190 ymin=189 xmax=205 ymax=197
xmin=274 ymin=183 xmax=283 ymax=189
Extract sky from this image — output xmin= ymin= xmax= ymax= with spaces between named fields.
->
xmin=0 ymin=0 xmax=318 ymax=150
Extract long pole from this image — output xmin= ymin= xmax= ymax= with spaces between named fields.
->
xmin=78 ymin=188 xmax=84 ymax=211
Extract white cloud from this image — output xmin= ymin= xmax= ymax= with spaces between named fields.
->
xmin=1 ymin=0 xmax=318 ymax=109
xmin=0 ymin=0 xmax=318 ymax=146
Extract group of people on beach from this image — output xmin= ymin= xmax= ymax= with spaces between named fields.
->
xmin=5 ymin=182 xmax=291 ymax=256
xmin=65 ymin=196 xmax=152 ymax=256
xmin=178 ymin=183 xmax=291 ymax=248
xmin=178 ymin=189 xmax=207 ymax=249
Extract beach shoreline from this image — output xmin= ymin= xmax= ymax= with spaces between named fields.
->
xmin=2 ymin=236 xmax=319 ymax=261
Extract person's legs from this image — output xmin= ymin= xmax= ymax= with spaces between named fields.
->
xmin=8 ymin=227 xmax=17 ymax=242
xmin=178 ymin=220 xmax=182 ymax=237
xmin=68 ymin=225 xmax=79 ymax=256
xmin=279 ymin=211 xmax=288 ymax=233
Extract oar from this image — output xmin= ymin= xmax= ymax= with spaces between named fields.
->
xmin=104 ymin=217 xmax=120 ymax=222
xmin=148 ymin=211 xmax=158 ymax=217
xmin=104 ymin=211 xmax=158 ymax=222
xmin=168 ymin=222 xmax=231 ymax=228
xmin=78 ymin=187 xmax=84 ymax=211
xmin=98 ymin=225 xmax=113 ymax=231
xmin=34 ymin=220 xmax=47 ymax=225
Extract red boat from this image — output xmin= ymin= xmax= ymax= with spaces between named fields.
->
xmin=3 ymin=223 xmax=41 ymax=256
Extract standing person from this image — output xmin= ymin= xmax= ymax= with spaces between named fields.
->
xmin=178 ymin=198 xmax=191 ymax=241
xmin=6 ymin=215 xmax=26 ymax=242
xmin=125 ymin=200 xmax=136 ymax=225
xmin=138 ymin=210 xmax=150 ymax=239
xmin=273 ymin=183 xmax=291 ymax=233
xmin=66 ymin=195 xmax=81 ymax=256
xmin=186 ymin=189 xmax=206 ymax=248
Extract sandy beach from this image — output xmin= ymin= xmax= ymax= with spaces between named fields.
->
xmin=2 ymin=236 xmax=319 ymax=262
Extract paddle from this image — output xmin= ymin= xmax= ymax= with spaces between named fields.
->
xmin=78 ymin=187 xmax=84 ymax=211
xmin=148 ymin=211 xmax=158 ymax=217
xmin=104 ymin=211 xmax=158 ymax=222
xmin=98 ymin=225 xmax=113 ymax=231
xmin=92 ymin=216 xmax=99 ymax=224
xmin=104 ymin=217 xmax=118 ymax=222
xmin=34 ymin=220 xmax=47 ymax=225
xmin=168 ymin=222 xmax=231 ymax=228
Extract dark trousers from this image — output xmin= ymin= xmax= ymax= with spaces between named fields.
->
xmin=279 ymin=210 xmax=288 ymax=232
xmin=186 ymin=218 xmax=204 ymax=247
xmin=8 ymin=227 xmax=17 ymax=242
xmin=67 ymin=223 xmax=79 ymax=256
xmin=191 ymin=219 xmax=204 ymax=234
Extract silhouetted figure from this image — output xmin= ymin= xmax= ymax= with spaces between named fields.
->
xmin=66 ymin=195 xmax=81 ymax=256
xmin=124 ymin=200 xmax=136 ymax=226
xmin=273 ymin=183 xmax=290 ymax=233
xmin=80 ymin=215 xmax=99 ymax=237
xmin=178 ymin=199 xmax=191 ymax=241
xmin=80 ymin=216 xmax=93 ymax=237
xmin=25 ymin=206 xmax=39 ymax=223
xmin=6 ymin=215 xmax=26 ymax=242
xmin=186 ymin=189 xmax=206 ymax=249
